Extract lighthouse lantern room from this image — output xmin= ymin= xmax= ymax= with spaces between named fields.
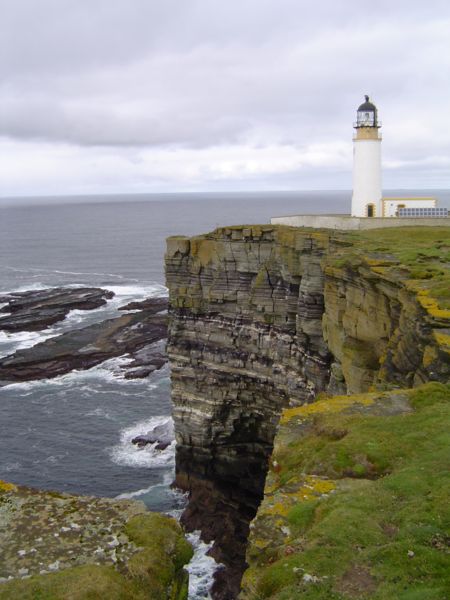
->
xmin=351 ymin=95 xmax=382 ymax=217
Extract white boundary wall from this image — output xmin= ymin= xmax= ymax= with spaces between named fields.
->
xmin=270 ymin=215 xmax=450 ymax=230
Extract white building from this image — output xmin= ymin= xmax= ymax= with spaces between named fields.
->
xmin=381 ymin=197 xmax=437 ymax=217
xmin=351 ymin=96 xmax=437 ymax=218
xmin=351 ymin=96 xmax=382 ymax=217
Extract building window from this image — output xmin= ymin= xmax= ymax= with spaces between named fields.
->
xmin=398 ymin=207 xmax=448 ymax=218
xmin=367 ymin=204 xmax=375 ymax=217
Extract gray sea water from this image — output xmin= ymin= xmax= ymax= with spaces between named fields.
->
xmin=1 ymin=190 xmax=449 ymax=504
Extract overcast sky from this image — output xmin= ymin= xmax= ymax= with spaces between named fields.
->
xmin=1 ymin=0 xmax=449 ymax=197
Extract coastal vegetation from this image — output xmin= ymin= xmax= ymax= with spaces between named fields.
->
xmin=0 ymin=486 xmax=192 ymax=600
xmin=241 ymin=383 xmax=450 ymax=599
xmin=335 ymin=227 xmax=450 ymax=317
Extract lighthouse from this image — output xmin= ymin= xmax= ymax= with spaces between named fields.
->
xmin=351 ymin=95 xmax=382 ymax=217
xmin=271 ymin=95 xmax=444 ymax=228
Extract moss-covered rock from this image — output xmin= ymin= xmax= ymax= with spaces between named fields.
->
xmin=323 ymin=227 xmax=450 ymax=391
xmin=0 ymin=484 xmax=192 ymax=600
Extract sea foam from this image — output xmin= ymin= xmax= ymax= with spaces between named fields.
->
xmin=109 ymin=415 xmax=176 ymax=468
xmin=186 ymin=532 xmax=222 ymax=600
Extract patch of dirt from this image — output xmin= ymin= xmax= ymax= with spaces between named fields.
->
xmin=335 ymin=564 xmax=377 ymax=598
xmin=381 ymin=522 xmax=399 ymax=538
xmin=314 ymin=423 xmax=348 ymax=441
xmin=429 ymin=533 xmax=450 ymax=553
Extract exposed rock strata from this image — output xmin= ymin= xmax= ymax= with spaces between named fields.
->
xmin=323 ymin=259 xmax=449 ymax=392
xmin=0 ymin=287 xmax=114 ymax=332
xmin=165 ymin=225 xmax=450 ymax=599
xmin=166 ymin=226 xmax=335 ymax=598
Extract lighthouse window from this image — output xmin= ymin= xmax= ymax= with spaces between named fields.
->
xmin=367 ymin=204 xmax=375 ymax=217
xmin=357 ymin=111 xmax=375 ymax=126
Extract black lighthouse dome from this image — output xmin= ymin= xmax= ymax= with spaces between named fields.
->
xmin=355 ymin=95 xmax=379 ymax=127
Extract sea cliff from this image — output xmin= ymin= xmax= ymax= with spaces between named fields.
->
xmin=165 ymin=225 xmax=450 ymax=598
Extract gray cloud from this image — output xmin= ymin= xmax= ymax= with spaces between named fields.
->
xmin=0 ymin=0 xmax=449 ymax=194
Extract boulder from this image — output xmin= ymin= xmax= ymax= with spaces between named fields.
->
xmin=132 ymin=420 xmax=174 ymax=450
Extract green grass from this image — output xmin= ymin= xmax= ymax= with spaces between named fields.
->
xmin=342 ymin=227 xmax=450 ymax=310
xmin=278 ymin=395 xmax=448 ymax=481
xmin=287 ymin=500 xmax=319 ymax=534
xmin=0 ymin=565 xmax=135 ymax=600
xmin=242 ymin=383 xmax=450 ymax=599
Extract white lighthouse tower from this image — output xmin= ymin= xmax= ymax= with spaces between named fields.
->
xmin=351 ymin=95 xmax=382 ymax=217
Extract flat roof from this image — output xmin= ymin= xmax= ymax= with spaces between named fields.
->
xmin=382 ymin=197 xmax=436 ymax=200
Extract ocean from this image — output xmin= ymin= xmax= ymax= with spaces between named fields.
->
xmin=1 ymin=190 xmax=448 ymax=596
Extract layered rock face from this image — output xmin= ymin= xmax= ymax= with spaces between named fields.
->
xmin=165 ymin=225 xmax=449 ymax=599
xmin=323 ymin=259 xmax=449 ymax=394
xmin=166 ymin=227 xmax=334 ymax=598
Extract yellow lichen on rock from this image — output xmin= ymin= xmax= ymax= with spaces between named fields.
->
xmin=422 ymin=344 xmax=439 ymax=367
xmin=0 ymin=480 xmax=17 ymax=492
xmin=433 ymin=330 xmax=450 ymax=354
xmin=262 ymin=476 xmax=335 ymax=517
xmin=365 ymin=257 xmax=399 ymax=267
xmin=416 ymin=289 xmax=450 ymax=319
xmin=282 ymin=392 xmax=378 ymax=424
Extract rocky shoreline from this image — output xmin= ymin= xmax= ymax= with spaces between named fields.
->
xmin=0 ymin=288 xmax=168 ymax=385
xmin=0 ymin=287 xmax=192 ymax=598
xmin=0 ymin=287 xmax=114 ymax=332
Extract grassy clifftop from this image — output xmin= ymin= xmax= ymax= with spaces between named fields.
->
xmin=240 ymin=382 xmax=450 ymax=599
xmin=335 ymin=227 xmax=450 ymax=321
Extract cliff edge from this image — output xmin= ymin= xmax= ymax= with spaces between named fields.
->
xmin=165 ymin=225 xmax=450 ymax=599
